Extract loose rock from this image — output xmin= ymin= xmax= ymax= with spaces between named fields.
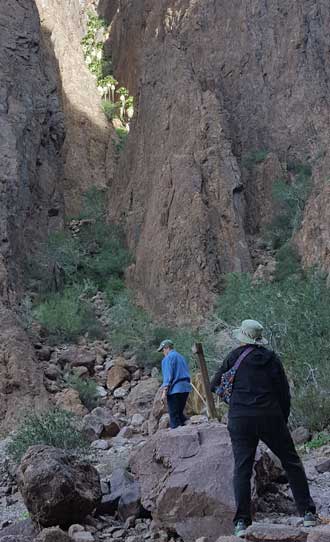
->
xmin=34 ymin=527 xmax=72 ymax=542
xmin=126 ymin=379 xmax=160 ymax=417
xmin=107 ymin=366 xmax=131 ymax=391
xmin=82 ymin=408 xmax=120 ymax=442
xmin=55 ymin=388 xmax=88 ymax=417
xmin=17 ymin=445 xmax=101 ymax=527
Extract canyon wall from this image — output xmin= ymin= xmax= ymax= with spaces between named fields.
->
xmin=35 ymin=0 xmax=113 ymax=216
xmin=0 ymin=0 xmax=63 ymax=427
xmin=107 ymin=0 xmax=330 ymax=319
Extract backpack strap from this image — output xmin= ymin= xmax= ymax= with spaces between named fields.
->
xmin=232 ymin=346 xmax=255 ymax=371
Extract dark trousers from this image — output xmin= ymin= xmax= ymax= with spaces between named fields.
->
xmin=228 ymin=416 xmax=316 ymax=525
xmin=167 ymin=392 xmax=189 ymax=429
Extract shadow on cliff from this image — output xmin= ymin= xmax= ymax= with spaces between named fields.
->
xmin=39 ymin=26 xmax=116 ymax=217
xmin=96 ymin=0 xmax=119 ymax=23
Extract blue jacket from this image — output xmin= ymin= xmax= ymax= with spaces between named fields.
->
xmin=161 ymin=350 xmax=192 ymax=395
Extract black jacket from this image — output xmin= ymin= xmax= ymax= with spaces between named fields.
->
xmin=210 ymin=345 xmax=291 ymax=421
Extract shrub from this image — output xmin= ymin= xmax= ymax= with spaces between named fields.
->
xmin=80 ymin=226 xmax=131 ymax=288
xmin=216 ymin=271 xmax=330 ymax=430
xmin=65 ymin=374 xmax=99 ymax=411
xmin=46 ymin=231 xmax=81 ymax=277
xmin=274 ymin=243 xmax=302 ymax=282
xmin=7 ymin=409 xmax=88 ymax=464
xmin=266 ymin=162 xmax=312 ymax=249
xmin=105 ymin=276 xmax=125 ymax=305
xmin=292 ymin=385 xmax=330 ymax=433
xmin=305 ymin=432 xmax=330 ymax=450
xmin=78 ymin=186 xmax=107 ymax=221
xmin=107 ymin=293 xmax=205 ymax=370
xmin=28 ymin=189 xmax=131 ymax=294
xmin=108 ymin=290 xmax=150 ymax=356
xmin=114 ymin=127 xmax=128 ymax=153
xmin=102 ymin=100 xmax=121 ymax=120
xmin=34 ymin=285 xmax=102 ymax=343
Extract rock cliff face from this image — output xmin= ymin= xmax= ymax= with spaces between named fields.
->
xmin=0 ymin=0 xmax=64 ymax=299
xmin=35 ymin=0 xmax=113 ymax=216
xmin=107 ymin=0 xmax=330 ymax=318
xmin=0 ymin=0 xmax=63 ymax=428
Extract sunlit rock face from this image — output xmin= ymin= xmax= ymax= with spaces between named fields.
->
xmin=107 ymin=0 xmax=330 ymax=320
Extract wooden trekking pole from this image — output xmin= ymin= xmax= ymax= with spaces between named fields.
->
xmin=192 ymin=342 xmax=217 ymax=419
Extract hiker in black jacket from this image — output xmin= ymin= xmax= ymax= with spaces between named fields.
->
xmin=210 ymin=319 xmax=316 ymax=538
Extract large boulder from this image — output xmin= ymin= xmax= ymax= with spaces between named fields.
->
xmin=58 ymin=348 xmax=95 ymax=372
xmin=148 ymin=387 xmax=168 ymax=434
xmin=125 ymin=378 xmax=160 ymax=417
xmin=130 ymin=423 xmax=286 ymax=541
xmin=55 ymin=388 xmax=88 ymax=417
xmin=82 ymin=407 xmax=120 ymax=442
xmin=106 ymin=366 xmax=131 ymax=391
xmin=17 ymin=446 xmax=101 ymax=527
xmin=96 ymin=467 xmax=141 ymax=518
xmin=130 ymin=422 xmax=236 ymax=541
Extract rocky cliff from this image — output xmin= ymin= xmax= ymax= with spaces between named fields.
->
xmin=35 ymin=0 xmax=113 ymax=216
xmin=0 ymin=0 xmax=63 ymax=428
xmin=107 ymin=0 xmax=330 ymax=319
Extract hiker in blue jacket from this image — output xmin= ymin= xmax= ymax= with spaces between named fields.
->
xmin=157 ymin=339 xmax=192 ymax=429
xmin=210 ymin=319 xmax=316 ymax=538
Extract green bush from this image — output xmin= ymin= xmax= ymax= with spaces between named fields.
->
xmin=216 ymin=271 xmax=330 ymax=430
xmin=7 ymin=409 xmax=88 ymax=464
xmin=29 ymin=189 xmax=131 ymax=294
xmin=266 ymin=162 xmax=312 ymax=249
xmin=292 ymin=385 xmax=330 ymax=433
xmin=65 ymin=374 xmax=99 ymax=411
xmin=114 ymin=127 xmax=128 ymax=153
xmin=105 ymin=276 xmax=125 ymax=305
xmin=107 ymin=294 xmax=213 ymax=372
xmin=102 ymin=100 xmax=121 ymax=120
xmin=275 ymin=243 xmax=302 ymax=282
xmin=34 ymin=285 xmax=102 ymax=343
xmin=305 ymin=431 xmax=330 ymax=450
xmin=108 ymin=290 xmax=151 ymax=357
xmin=78 ymin=186 xmax=107 ymax=221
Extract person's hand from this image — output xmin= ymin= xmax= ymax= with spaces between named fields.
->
xmin=161 ymin=387 xmax=168 ymax=405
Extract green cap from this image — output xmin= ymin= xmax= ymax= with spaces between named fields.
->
xmin=157 ymin=339 xmax=174 ymax=352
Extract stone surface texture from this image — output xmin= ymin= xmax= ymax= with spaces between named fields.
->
xmin=130 ymin=422 xmax=237 ymax=541
xmin=82 ymin=407 xmax=120 ymax=442
xmin=125 ymin=378 xmax=160 ymax=417
xmin=0 ymin=0 xmax=66 ymax=430
xmin=106 ymin=0 xmax=330 ymax=319
xmin=34 ymin=0 xmax=113 ymax=215
xmin=0 ymin=305 xmax=48 ymax=432
xmin=245 ymin=524 xmax=307 ymax=541
xmin=17 ymin=445 xmax=102 ymax=527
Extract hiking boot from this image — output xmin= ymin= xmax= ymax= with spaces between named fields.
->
xmin=234 ymin=519 xmax=247 ymax=538
xmin=303 ymin=511 xmax=317 ymax=528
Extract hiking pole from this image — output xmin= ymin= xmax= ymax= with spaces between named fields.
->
xmin=192 ymin=343 xmax=217 ymax=419
xmin=190 ymin=382 xmax=208 ymax=408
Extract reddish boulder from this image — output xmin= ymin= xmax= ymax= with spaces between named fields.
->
xmin=82 ymin=407 xmax=120 ymax=442
xmin=130 ymin=422 xmax=236 ymax=541
xmin=106 ymin=366 xmax=131 ymax=391
xmin=17 ymin=446 xmax=101 ymax=527
xmin=126 ymin=378 xmax=160 ymax=417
